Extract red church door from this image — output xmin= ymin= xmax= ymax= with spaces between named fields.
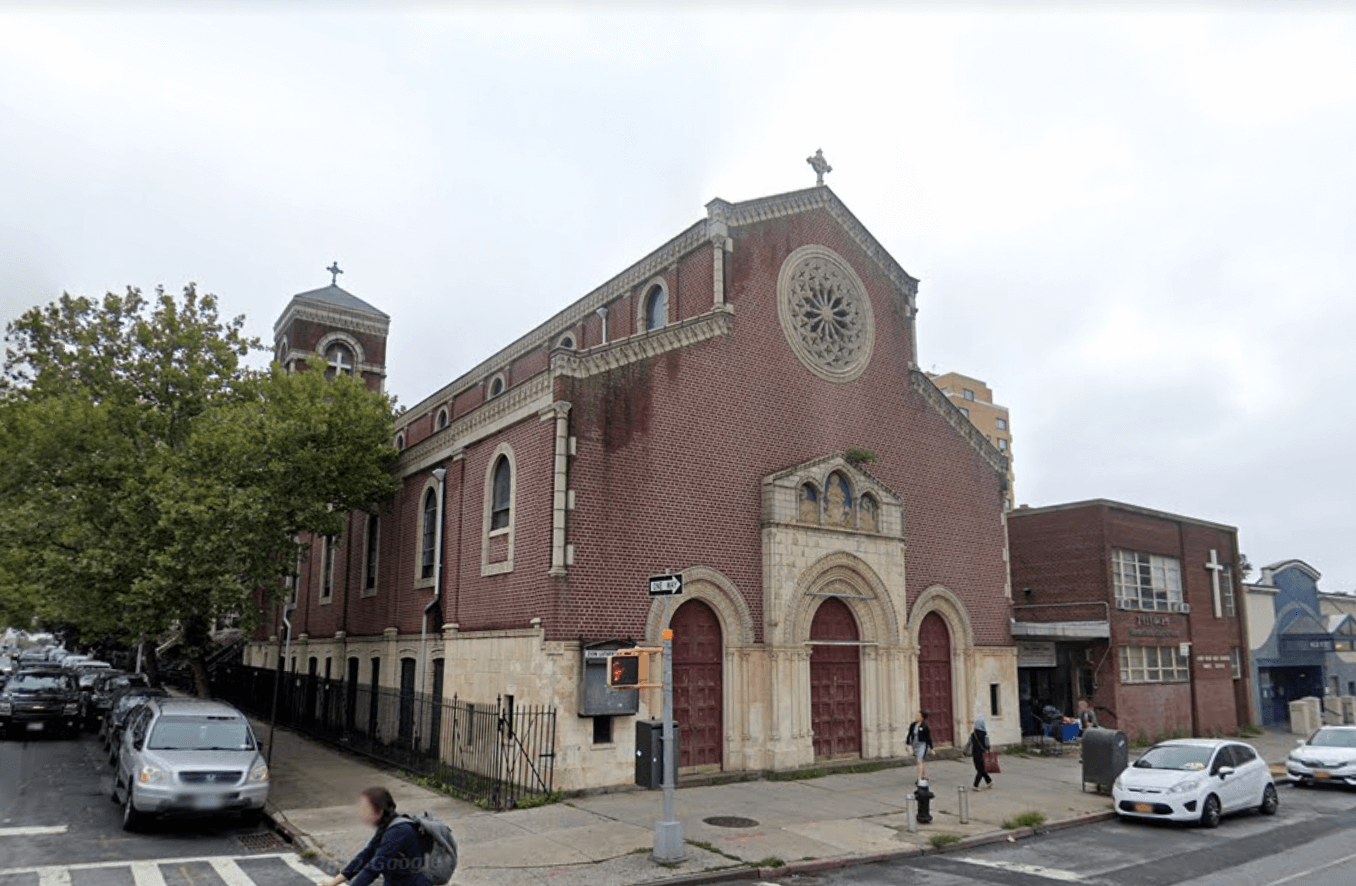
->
xmin=918 ymin=612 xmax=954 ymax=745
xmin=810 ymin=598 xmax=862 ymax=759
xmin=671 ymin=600 xmax=723 ymax=769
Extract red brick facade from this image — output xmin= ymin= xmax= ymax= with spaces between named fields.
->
xmin=1008 ymin=501 xmax=1252 ymax=741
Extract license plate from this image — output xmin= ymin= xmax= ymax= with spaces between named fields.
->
xmin=193 ymin=794 xmax=224 ymax=810
xmin=1314 ymin=771 xmax=1331 ymax=780
xmin=1133 ymin=803 xmax=1154 ymax=813
xmin=25 ymin=721 xmax=44 ymax=732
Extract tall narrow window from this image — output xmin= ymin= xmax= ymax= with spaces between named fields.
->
xmin=643 ymin=283 xmax=667 ymax=331
xmin=420 ymin=489 xmax=438 ymax=579
xmin=321 ymin=536 xmax=335 ymax=601
xmin=435 ymin=408 xmax=449 ymax=431
xmin=364 ymin=514 xmax=380 ymax=591
xmin=491 ymin=456 xmax=512 ymax=531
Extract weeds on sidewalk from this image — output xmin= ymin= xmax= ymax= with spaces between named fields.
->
xmin=396 ymin=769 xmax=562 ymax=810
xmin=753 ymin=857 xmax=785 ymax=869
xmin=687 ymin=840 xmax=744 ymax=863
xmin=1002 ymin=811 xmax=1047 ymax=829
xmin=1235 ymin=725 xmax=1264 ymax=738
xmin=929 ymin=834 xmax=962 ymax=848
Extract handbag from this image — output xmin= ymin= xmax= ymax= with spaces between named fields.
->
xmin=983 ymin=751 xmax=1001 ymax=774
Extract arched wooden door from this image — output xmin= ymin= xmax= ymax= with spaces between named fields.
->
xmin=810 ymin=598 xmax=862 ymax=758
xmin=671 ymin=600 xmax=724 ymax=769
xmin=918 ymin=612 xmax=954 ymax=745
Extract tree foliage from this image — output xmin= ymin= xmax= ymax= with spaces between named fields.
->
xmin=0 ymin=286 xmax=398 ymax=695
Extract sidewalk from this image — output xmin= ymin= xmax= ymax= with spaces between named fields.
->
xmin=253 ymin=721 xmax=1300 ymax=886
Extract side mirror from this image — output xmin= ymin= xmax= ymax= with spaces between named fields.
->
xmin=1217 ymin=766 xmax=1235 ymax=779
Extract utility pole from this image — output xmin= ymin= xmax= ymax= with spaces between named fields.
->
xmin=654 ymin=590 xmax=683 ymax=862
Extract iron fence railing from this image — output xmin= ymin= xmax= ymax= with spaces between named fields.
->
xmin=211 ymin=664 xmax=557 ymax=810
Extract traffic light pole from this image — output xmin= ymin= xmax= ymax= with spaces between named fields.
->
xmin=653 ymin=594 xmax=684 ymax=862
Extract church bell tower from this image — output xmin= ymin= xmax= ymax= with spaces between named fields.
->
xmin=273 ymin=263 xmax=390 ymax=392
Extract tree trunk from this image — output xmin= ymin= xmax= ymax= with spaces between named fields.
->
xmin=190 ymin=652 xmax=211 ymax=699
xmin=143 ymin=642 xmax=162 ymax=688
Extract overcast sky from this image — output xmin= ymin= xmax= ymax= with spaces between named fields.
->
xmin=1 ymin=5 xmax=1353 ymax=589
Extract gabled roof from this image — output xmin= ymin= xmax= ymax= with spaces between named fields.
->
xmin=291 ymin=284 xmax=389 ymax=319
xmin=763 ymin=451 xmax=903 ymax=504
xmin=1261 ymin=559 xmax=1322 ymax=583
xmin=1281 ymin=612 xmax=1330 ymax=636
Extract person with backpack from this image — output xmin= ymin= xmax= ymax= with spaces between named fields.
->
xmin=316 ymin=788 xmax=434 ymax=886
xmin=968 ymin=716 xmax=993 ymax=790
xmin=906 ymin=710 xmax=934 ymax=780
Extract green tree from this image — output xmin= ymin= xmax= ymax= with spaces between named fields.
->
xmin=0 ymin=285 xmax=398 ymax=695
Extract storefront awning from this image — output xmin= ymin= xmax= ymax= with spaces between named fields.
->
xmin=1011 ymin=620 xmax=1111 ymax=640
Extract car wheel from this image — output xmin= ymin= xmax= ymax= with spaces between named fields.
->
xmin=1260 ymin=783 xmax=1279 ymax=815
xmin=121 ymin=782 xmax=143 ymax=832
xmin=1199 ymin=794 xmax=1222 ymax=829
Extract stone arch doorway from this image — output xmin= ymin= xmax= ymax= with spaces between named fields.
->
xmin=810 ymin=597 xmax=862 ymax=759
xmin=671 ymin=599 xmax=724 ymax=769
xmin=918 ymin=612 xmax=954 ymax=745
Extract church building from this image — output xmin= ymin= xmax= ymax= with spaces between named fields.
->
xmin=246 ymin=167 xmax=1018 ymax=789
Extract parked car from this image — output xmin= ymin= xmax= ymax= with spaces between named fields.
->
xmin=103 ymin=686 xmax=169 ymax=762
xmin=0 ymin=668 xmax=82 ymax=738
xmin=88 ymin=672 xmax=149 ymax=729
xmin=1113 ymin=738 xmax=1277 ymax=827
xmin=113 ymin=697 xmax=269 ymax=830
xmin=1286 ymin=726 xmax=1356 ymax=787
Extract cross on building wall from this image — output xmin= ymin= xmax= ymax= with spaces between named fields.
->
xmin=1206 ymin=549 xmax=1226 ymax=619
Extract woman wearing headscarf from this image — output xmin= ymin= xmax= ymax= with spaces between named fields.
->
xmin=316 ymin=787 xmax=430 ymax=886
xmin=969 ymin=716 xmax=993 ymax=790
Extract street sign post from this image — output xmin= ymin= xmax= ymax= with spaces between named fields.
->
xmin=654 ymin=599 xmax=684 ymax=862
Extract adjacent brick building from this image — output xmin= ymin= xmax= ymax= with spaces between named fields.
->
xmin=247 ymin=181 xmax=1017 ymax=788
xmin=1007 ymin=500 xmax=1253 ymax=742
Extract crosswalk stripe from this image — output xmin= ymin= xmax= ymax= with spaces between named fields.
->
xmin=130 ymin=861 xmax=168 ymax=886
xmin=208 ymin=859 xmax=256 ymax=886
xmin=281 ymin=856 xmax=328 ymax=881
xmin=0 ymin=853 xmax=302 ymax=878
xmin=953 ymin=857 xmax=1086 ymax=882
xmin=37 ymin=870 xmax=71 ymax=886
xmin=0 ymin=825 xmax=68 ymax=837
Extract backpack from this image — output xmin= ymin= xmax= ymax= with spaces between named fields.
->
xmin=392 ymin=814 xmax=459 ymax=885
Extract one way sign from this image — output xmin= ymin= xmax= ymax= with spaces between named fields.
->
xmin=647 ymin=573 xmax=684 ymax=596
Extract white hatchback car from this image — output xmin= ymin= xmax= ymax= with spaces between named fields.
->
xmin=1113 ymin=738 xmax=1277 ymax=828
xmin=1286 ymin=725 xmax=1356 ymax=787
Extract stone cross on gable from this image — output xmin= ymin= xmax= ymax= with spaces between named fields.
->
xmin=806 ymin=148 xmax=832 ymax=186
xmin=1206 ymin=549 xmax=1227 ymax=618
xmin=327 ymin=261 xmax=343 ymax=286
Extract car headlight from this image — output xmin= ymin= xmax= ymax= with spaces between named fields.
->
xmin=1168 ymin=779 xmax=1202 ymax=794
xmin=63 ymin=703 xmax=79 ymax=715
xmin=138 ymin=764 xmax=165 ymax=784
xmin=248 ymin=761 xmax=269 ymax=783
xmin=1113 ymin=776 xmax=1123 ymax=792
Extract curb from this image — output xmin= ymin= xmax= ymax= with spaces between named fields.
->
xmin=647 ymin=808 xmax=1118 ymax=886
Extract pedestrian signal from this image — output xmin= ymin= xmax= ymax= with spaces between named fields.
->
xmin=607 ymin=649 xmax=651 ymax=688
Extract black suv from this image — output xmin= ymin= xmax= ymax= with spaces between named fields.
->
xmin=0 ymin=668 xmax=81 ymax=738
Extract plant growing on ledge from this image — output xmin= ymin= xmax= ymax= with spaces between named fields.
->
xmin=844 ymin=447 xmax=877 ymax=465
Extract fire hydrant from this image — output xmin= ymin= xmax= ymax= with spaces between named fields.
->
xmin=914 ymin=779 xmax=935 ymax=824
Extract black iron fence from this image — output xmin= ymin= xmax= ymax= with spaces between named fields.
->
xmin=211 ymin=664 xmax=557 ymax=810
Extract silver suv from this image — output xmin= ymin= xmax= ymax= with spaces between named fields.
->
xmin=113 ymin=697 xmax=269 ymax=830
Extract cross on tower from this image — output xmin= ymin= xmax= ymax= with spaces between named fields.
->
xmin=327 ymin=261 xmax=343 ymax=286
xmin=806 ymin=148 xmax=832 ymax=186
xmin=1205 ymin=549 xmax=1226 ymax=618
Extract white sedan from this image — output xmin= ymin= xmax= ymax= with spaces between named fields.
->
xmin=1113 ymin=738 xmax=1277 ymax=828
xmin=1287 ymin=726 xmax=1356 ymax=787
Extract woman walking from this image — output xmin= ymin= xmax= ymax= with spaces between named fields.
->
xmin=906 ymin=710 xmax=934 ymax=780
xmin=316 ymin=788 xmax=430 ymax=886
xmin=970 ymin=716 xmax=993 ymax=790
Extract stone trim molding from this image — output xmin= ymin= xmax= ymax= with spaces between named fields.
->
xmin=644 ymin=566 xmax=755 ymax=646
xmin=274 ymin=297 xmax=391 ymax=339
xmin=762 ymin=453 xmax=904 ymax=540
xmin=636 ymin=276 xmax=670 ymax=332
xmin=551 ymin=305 xmax=734 ymax=380
xmin=400 ymin=372 xmax=551 ymax=475
xmin=539 ymin=401 xmax=572 ymax=577
xmin=908 ymin=583 xmax=977 ymax=651
xmin=786 ymin=551 xmax=901 ymax=646
xmin=910 ymin=370 xmax=1008 ymax=476
xmin=481 ymin=442 xmax=516 ymax=577
xmin=313 ymin=330 xmax=367 ymax=365
xmin=776 ymin=244 xmax=875 ymax=384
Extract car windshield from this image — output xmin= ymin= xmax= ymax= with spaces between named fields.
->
xmin=1309 ymin=729 xmax=1356 ymax=749
xmin=9 ymin=674 xmax=73 ymax=692
xmin=148 ymin=716 xmax=254 ymax=751
xmin=1133 ymin=745 xmax=1215 ymax=771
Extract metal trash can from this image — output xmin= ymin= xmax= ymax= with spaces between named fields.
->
xmin=1081 ymin=727 xmax=1128 ymax=792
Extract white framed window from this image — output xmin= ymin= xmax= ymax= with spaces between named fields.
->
xmin=488 ymin=373 xmax=506 ymax=398
xmin=1113 ymin=548 xmax=1186 ymax=612
xmin=1119 ymin=646 xmax=1190 ymax=684
xmin=435 ymin=407 xmax=449 ymax=431
xmin=962 ymin=388 xmax=975 ymax=401
xmin=481 ymin=443 xmax=516 ymax=576
xmin=556 ymin=333 xmax=577 ymax=350
xmin=995 ymin=417 xmax=1008 ymax=430
xmin=324 ymin=343 xmax=355 ymax=378
xmin=420 ymin=488 xmax=438 ymax=580
xmin=362 ymin=513 xmax=380 ymax=597
xmin=1221 ymin=565 xmax=1236 ymax=617
xmin=1230 ymin=648 xmax=1242 ymax=680
xmin=395 ymin=432 xmax=405 ymax=450
xmin=998 ymin=438 xmax=1009 ymax=452
xmin=641 ymin=280 xmax=668 ymax=332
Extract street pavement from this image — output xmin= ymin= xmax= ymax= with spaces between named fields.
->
xmin=0 ymin=729 xmax=320 ymax=886
xmin=799 ymin=780 xmax=1356 ymax=886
